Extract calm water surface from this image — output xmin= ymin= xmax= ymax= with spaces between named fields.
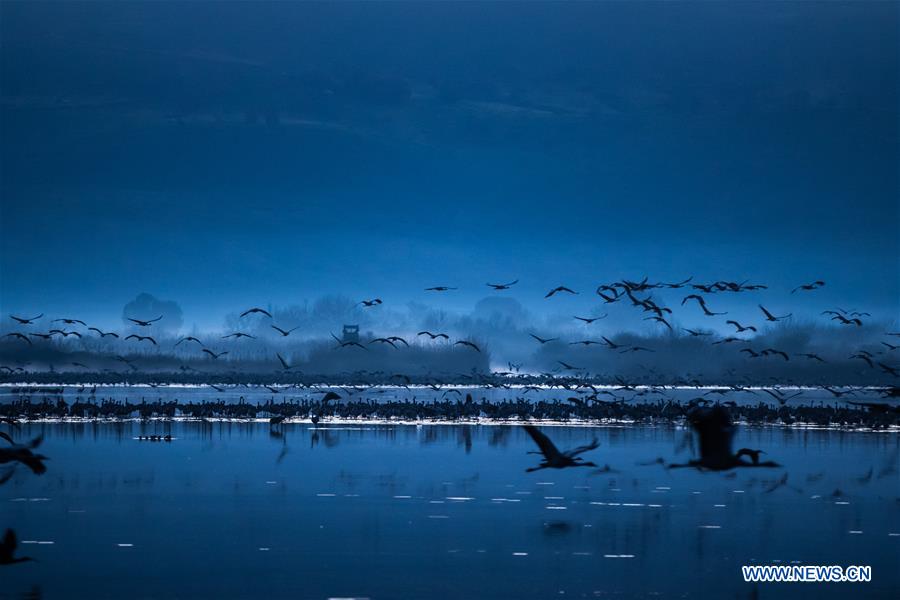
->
xmin=2 ymin=419 xmax=898 ymax=599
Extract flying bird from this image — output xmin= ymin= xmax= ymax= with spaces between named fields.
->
xmin=601 ymin=336 xmax=625 ymax=350
xmin=759 ymin=305 xmax=791 ymax=322
xmin=726 ymin=320 xmax=757 ymax=333
xmin=125 ymin=334 xmax=157 ymax=345
xmin=454 ymin=340 xmax=481 ymax=352
xmin=425 ymin=286 xmax=457 ymax=291
xmin=0 ymin=529 xmax=36 ymax=566
xmin=88 ymin=327 xmax=119 ymax=338
xmin=174 ymin=336 xmax=204 ymax=347
xmin=530 ymin=334 xmax=559 ymax=344
xmin=202 ymin=349 xmax=229 ymax=359
xmin=877 ymin=362 xmax=900 ymax=377
xmin=574 ymin=315 xmax=607 ymax=324
xmin=10 ymin=314 xmax=42 ymax=325
xmin=4 ymin=333 xmax=31 ymax=345
xmin=644 ymin=316 xmax=672 ymax=330
xmin=0 ymin=434 xmax=48 ymax=475
xmin=358 ymin=299 xmax=383 ymax=307
xmin=682 ymin=295 xmax=726 ymax=316
xmin=52 ymin=318 xmax=86 ymax=326
xmin=850 ymin=353 xmax=874 ymax=368
xmin=222 ymin=332 xmax=256 ymax=340
xmin=682 ymin=328 xmax=713 ymax=337
xmin=48 ymin=329 xmax=81 ymax=338
xmin=128 ymin=315 xmax=163 ymax=327
xmin=276 ymin=353 xmax=293 ymax=370
xmin=791 ymin=281 xmax=825 ymax=293
xmin=522 ymin=426 xmax=599 ymax=472
xmin=667 ymin=405 xmax=780 ymax=471
xmin=417 ymin=331 xmax=449 ymax=340
xmin=761 ymin=348 xmax=789 ymax=361
xmin=545 ymin=286 xmax=577 ymax=298
xmin=832 ymin=314 xmax=862 ymax=326
xmin=487 ymin=280 xmax=518 ymax=290
xmin=336 ymin=341 xmax=368 ymax=350
xmin=270 ymin=325 xmax=301 ymax=337
xmin=240 ymin=307 xmax=273 ymax=318
xmin=557 ymin=361 xmax=583 ymax=371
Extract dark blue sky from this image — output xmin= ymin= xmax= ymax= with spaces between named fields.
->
xmin=1 ymin=1 xmax=897 ymax=330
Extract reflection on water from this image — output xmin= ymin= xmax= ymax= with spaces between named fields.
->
xmin=2 ymin=422 xmax=898 ymax=599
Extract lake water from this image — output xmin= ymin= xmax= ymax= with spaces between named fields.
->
xmin=2 ymin=418 xmax=898 ymax=598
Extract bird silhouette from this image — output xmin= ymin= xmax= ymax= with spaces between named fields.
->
xmin=0 ymin=529 xmax=35 ymax=565
xmin=0 ymin=434 xmax=48 ymax=475
xmin=682 ymin=328 xmax=712 ymax=337
xmin=545 ymin=286 xmax=577 ymax=298
xmin=682 ymin=295 xmax=727 ymax=316
xmin=425 ymin=286 xmax=457 ymax=291
xmin=557 ymin=361 xmax=583 ymax=371
xmin=4 ymin=333 xmax=32 ymax=345
xmin=125 ymin=334 xmax=157 ymax=345
xmin=454 ymin=340 xmax=481 ymax=352
xmin=10 ymin=314 xmax=42 ymax=325
xmin=878 ymin=362 xmax=899 ymax=377
xmin=523 ymin=426 xmax=599 ymax=472
xmin=276 ymin=353 xmax=293 ymax=370
xmin=726 ymin=320 xmax=757 ymax=333
xmin=850 ymin=353 xmax=874 ymax=368
xmin=761 ymin=348 xmax=789 ymax=361
xmin=48 ymin=329 xmax=81 ymax=338
xmin=240 ymin=307 xmax=273 ymax=318
xmin=174 ymin=336 xmax=204 ymax=347
xmin=530 ymin=334 xmax=559 ymax=344
xmin=336 ymin=341 xmax=368 ymax=350
xmin=270 ymin=325 xmax=300 ymax=337
xmin=832 ymin=314 xmax=862 ymax=326
xmin=358 ymin=299 xmax=383 ymax=307
xmin=574 ymin=315 xmax=607 ymax=324
xmin=601 ymin=336 xmax=625 ymax=349
xmin=88 ymin=327 xmax=119 ymax=338
xmin=222 ymin=332 xmax=256 ymax=340
xmin=52 ymin=318 xmax=86 ymax=326
xmin=487 ymin=280 xmax=518 ymax=290
xmin=644 ymin=316 xmax=672 ymax=330
xmin=201 ymin=349 xmax=228 ymax=359
xmin=759 ymin=305 xmax=791 ymax=322
xmin=417 ymin=331 xmax=449 ymax=340
xmin=668 ymin=406 xmax=780 ymax=471
xmin=570 ymin=340 xmax=602 ymax=346
xmin=128 ymin=315 xmax=162 ymax=327
xmin=791 ymin=281 xmax=825 ymax=293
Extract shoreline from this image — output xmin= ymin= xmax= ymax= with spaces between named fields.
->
xmin=6 ymin=415 xmax=900 ymax=432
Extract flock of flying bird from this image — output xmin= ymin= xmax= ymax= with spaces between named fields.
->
xmin=2 ymin=274 xmax=897 ymax=568
xmin=2 ymin=276 xmax=899 ymax=379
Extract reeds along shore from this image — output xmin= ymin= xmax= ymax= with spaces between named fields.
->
xmin=2 ymin=395 xmax=898 ymax=429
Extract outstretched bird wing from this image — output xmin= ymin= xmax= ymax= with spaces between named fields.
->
xmin=564 ymin=437 xmax=600 ymax=459
xmin=523 ymin=426 xmax=562 ymax=461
